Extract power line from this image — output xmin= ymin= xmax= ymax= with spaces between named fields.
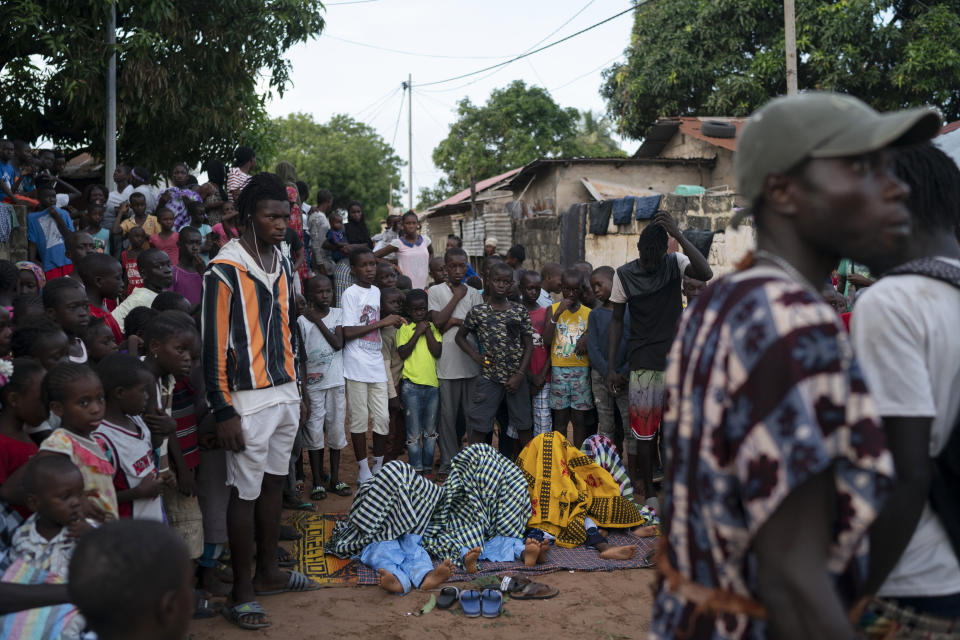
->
xmin=326 ymin=0 xmax=380 ymax=5
xmin=390 ymin=84 xmax=406 ymax=148
xmin=549 ymin=55 xmax=621 ymax=92
xmin=522 ymin=0 xmax=596 ymax=53
xmin=354 ymin=86 xmax=400 ymax=120
xmin=415 ymin=3 xmax=639 ymax=87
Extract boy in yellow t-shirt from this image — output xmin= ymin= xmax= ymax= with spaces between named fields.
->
xmin=396 ymin=289 xmax=442 ymax=477
xmin=542 ymin=269 xmax=592 ymax=447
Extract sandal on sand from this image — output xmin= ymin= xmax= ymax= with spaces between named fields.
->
xmin=459 ymin=589 xmax=481 ymax=617
xmin=311 ymin=485 xmax=327 ymax=500
xmin=481 ymin=589 xmax=503 ymax=618
xmin=283 ymin=497 xmax=314 ymax=511
xmin=194 ymin=593 xmax=219 ymax=619
xmin=436 ymin=586 xmax=460 ymax=609
xmin=331 ymin=481 xmax=352 ymax=496
xmin=255 ymin=570 xmax=321 ymax=596
xmin=223 ymin=601 xmax=271 ymax=630
xmin=509 ymin=582 xmax=559 ymax=600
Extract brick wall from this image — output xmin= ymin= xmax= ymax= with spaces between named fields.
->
xmin=513 ymin=215 xmax=562 ymax=273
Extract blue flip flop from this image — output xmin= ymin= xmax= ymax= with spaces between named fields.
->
xmin=459 ymin=589 xmax=481 ymax=617
xmin=480 ymin=588 xmax=503 ymax=618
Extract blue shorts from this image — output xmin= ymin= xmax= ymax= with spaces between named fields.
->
xmin=549 ymin=366 xmax=594 ymax=411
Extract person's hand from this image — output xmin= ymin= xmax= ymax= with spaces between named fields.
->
xmin=382 ymin=314 xmax=405 ymax=328
xmin=531 ymin=371 xmax=547 ymax=393
xmin=67 ymin=516 xmax=93 ymax=539
xmin=126 ymin=335 xmax=143 ymax=357
xmin=574 ymin=334 xmax=588 ymax=357
xmin=415 ymin=320 xmax=429 ymax=334
xmin=451 ymin=282 xmax=467 ymax=299
xmin=505 ymin=371 xmax=524 ymax=394
xmin=158 ymin=191 xmax=171 ymax=206
xmin=198 ymin=431 xmax=218 ymax=450
xmin=82 ymin=493 xmax=107 ymax=523
xmin=388 ymin=396 xmax=402 ymax=412
xmin=653 ymin=211 xmax=681 ymax=239
xmin=135 ymin=474 xmax=165 ymax=499
xmin=447 ymin=317 xmax=463 ymax=328
xmin=847 ymin=273 xmax=873 ymax=288
xmin=299 ymin=398 xmax=311 ymax=428
xmin=607 ymin=371 xmax=628 ymax=395
xmin=217 ymin=415 xmax=245 ymax=451
xmin=177 ymin=466 xmax=196 ymax=497
xmin=118 ymin=202 xmax=130 ymax=218
xmin=554 ymin=298 xmax=571 ymax=318
xmin=142 ymin=412 xmax=177 ymax=437
xmin=160 ymin=468 xmax=178 ymax=488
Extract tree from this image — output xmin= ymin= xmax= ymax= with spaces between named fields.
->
xmin=574 ymin=110 xmax=626 ymax=158
xmin=271 ymin=113 xmax=404 ymax=233
xmin=428 ymin=81 xmax=583 ymax=203
xmin=0 ymin=0 xmax=324 ymax=173
xmin=602 ymin=1 xmax=960 ymax=140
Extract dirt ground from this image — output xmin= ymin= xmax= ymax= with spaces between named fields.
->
xmin=189 ymin=433 xmax=656 ymax=639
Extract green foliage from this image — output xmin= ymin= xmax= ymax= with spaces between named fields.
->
xmin=574 ymin=110 xmax=626 ymax=158
xmin=602 ymin=0 xmax=960 ymax=139
xmin=0 ymin=0 xmax=324 ymax=174
xmin=429 ymin=81 xmax=584 ymax=203
xmin=271 ymin=112 xmax=404 ymax=233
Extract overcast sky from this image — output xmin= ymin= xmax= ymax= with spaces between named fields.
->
xmin=265 ymin=0 xmax=636 ymax=205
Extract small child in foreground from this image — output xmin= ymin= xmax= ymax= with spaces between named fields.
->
xmin=68 ymin=520 xmax=195 ymax=640
xmin=380 ymin=287 xmax=406 ymax=463
xmin=0 ymin=358 xmax=46 ymax=517
xmin=587 ymin=266 xmax=631 ymax=455
xmin=520 ymin=271 xmax=552 ymax=436
xmin=38 ymin=361 xmax=118 ymax=521
xmin=12 ymin=455 xmax=93 ymax=579
xmin=43 ymin=277 xmax=90 ymax=363
xmin=82 ymin=318 xmax=119 ymax=363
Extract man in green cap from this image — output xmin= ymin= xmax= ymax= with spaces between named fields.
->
xmin=650 ymin=92 xmax=940 ymax=640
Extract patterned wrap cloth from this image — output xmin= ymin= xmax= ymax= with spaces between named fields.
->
xmin=580 ymin=434 xmax=634 ymax=500
xmin=516 ymin=432 xmax=645 ymax=548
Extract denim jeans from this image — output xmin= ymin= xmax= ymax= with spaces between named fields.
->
xmin=402 ymin=380 xmax=439 ymax=472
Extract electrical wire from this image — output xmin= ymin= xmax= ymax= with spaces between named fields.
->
xmin=415 ymin=3 xmax=640 ymax=87
xmin=522 ymin=0 xmax=596 ymax=53
xmin=549 ymin=55 xmax=622 ymax=92
xmin=390 ymin=85 xmax=406 ymax=148
xmin=353 ymin=86 xmax=400 ymax=120
xmin=323 ymin=34 xmax=518 ymax=60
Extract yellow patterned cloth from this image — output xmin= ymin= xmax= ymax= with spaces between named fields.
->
xmin=517 ymin=432 xmax=645 ymax=547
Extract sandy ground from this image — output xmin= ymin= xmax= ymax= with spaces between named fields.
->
xmin=189 ymin=432 xmax=656 ymax=639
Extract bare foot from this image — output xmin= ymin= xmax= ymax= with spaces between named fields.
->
xmin=598 ymin=528 xmax=609 ymax=538
xmin=537 ymin=540 xmax=551 ymax=564
xmin=599 ymin=545 xmax=636 ymax=560
xmin=631 ymin=525 xmax=658 ymax=537
xmin=419 ymin=559 xmax=454 ymax=590
xmin=462 ymin=547 xmax=482 ymax=574
xmin=378 ymin=568 xmax=405 ymax=594
xmin=522 ymin=538 xmax=540 ymax=567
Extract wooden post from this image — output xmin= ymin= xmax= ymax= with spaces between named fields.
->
xmin=784 ymin=0 xmax=798 ymax=95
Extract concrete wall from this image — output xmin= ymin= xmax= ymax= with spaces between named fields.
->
xmin=659 ymin=136 xmax=737 ymax=193
xmin=584 ymin=193 xmax=754 ymax=278
xmin=513 ymin=215 xmax=562 ymax=272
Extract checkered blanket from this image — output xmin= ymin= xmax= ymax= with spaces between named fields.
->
xmin=356 ymin=530 xmax=657 ymax=584
xmin=326 ymin=461 xmax=443 ymax=558
xmin=422 ymin=444 xmax=532 ymax=566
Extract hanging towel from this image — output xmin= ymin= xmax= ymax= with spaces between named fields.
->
xmin=634 ymin=195 xmax=662 ymax=220
xmin=611 ymin=197 xmax=636 ymax=225
xmin=588 ymin=200 xmax=613 ymax=235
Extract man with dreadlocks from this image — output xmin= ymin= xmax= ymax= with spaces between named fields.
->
xmin=605 ymin=212 xmax=712 ymax=505
xmin=202 ymin=172 xmax=318 ymax=630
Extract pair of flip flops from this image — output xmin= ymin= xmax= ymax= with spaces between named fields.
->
xmin=458 ymin=589 xmax=502 ymax=618
xmin=499 ymin=575 xmax=559 ymax=600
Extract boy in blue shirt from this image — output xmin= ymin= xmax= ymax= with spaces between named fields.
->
xmin=27 ymin=185 xmax=75 ymax=280
xmin=587 ymin=266 xmax=631 ymax=456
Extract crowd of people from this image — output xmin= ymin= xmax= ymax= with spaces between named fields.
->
xmin=0 ymin=89 xmax=958 ymax=640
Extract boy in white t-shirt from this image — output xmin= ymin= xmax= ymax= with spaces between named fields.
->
xmin=341 ymin=249 xmax=404 ymax=484
xmin=93 ymin=354 xmax=165 ymax=521
xmin=297 ymin=275 xmax=351 ymax=499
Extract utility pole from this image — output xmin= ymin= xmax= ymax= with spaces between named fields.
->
xmin=784 ymin=0 xmax=798 ymax=95
xmin=406 ymin=73 xmax=413 ymax=210
xmin=105 ymin=1 xmax=117 ymax=190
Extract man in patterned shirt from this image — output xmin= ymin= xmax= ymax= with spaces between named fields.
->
xmin=650 ymin=92 xmax=940 ymax=639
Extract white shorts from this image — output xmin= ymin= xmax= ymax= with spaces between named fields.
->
xmin=303 ymin=385 xmax=347 ymax=451
xmin=345 ymin=379 xmax=389 ymax=436
xmin=225 ymin=399 xmax=300 ymax=501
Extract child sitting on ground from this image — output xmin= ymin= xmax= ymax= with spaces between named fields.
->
xmin=38 ymin=361 xmax=118 ymax=521
xmin=121 ymin=227 xmax=147 ymax=295
xmin=13 ymin=455 xmax=93 ymax=578
xmin=43 ymin=277 xmax=91 ymax=363
xmin=68 ymin=520 xmax=195 ymax=640
xmin=169 ymin=226 xmax=204 ymax=306
xmin=149 ymin=207 xmax=179 ymax=266
xmin=297 ymin=275 xmax=350 ymax=499
xmin=542 ymin=268 xmax=593 ymax=448
xmin=93 ymin=354 xmax=165 ymax=521
xmin=83 ymin=318 xmax=119 ymax=364
xmin=396 ymin=289 xmax=441 ymax=476
xmin=380 ymin=287 xmax=406 ymax=464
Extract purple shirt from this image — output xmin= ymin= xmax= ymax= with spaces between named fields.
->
xmin=171 ymin=265 xmax=202 ymax=306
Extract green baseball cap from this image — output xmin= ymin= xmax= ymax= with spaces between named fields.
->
xmin=732 ymin=92 xmax=941 ymax=225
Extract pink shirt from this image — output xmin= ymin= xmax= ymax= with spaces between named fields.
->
xmin=388 ymin=235 xmax=431 ymax=289
xmin=150 ymin=232 xmax=179 ymax=266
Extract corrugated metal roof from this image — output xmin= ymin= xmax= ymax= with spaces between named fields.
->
xmin=423 ymin=167 xmax=522 ymax=214
xmin=634 ymin=117 xmax=746 ymax=157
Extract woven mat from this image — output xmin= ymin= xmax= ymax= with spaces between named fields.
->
xmin=291 ymin=512 xmax=657 ymax=587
